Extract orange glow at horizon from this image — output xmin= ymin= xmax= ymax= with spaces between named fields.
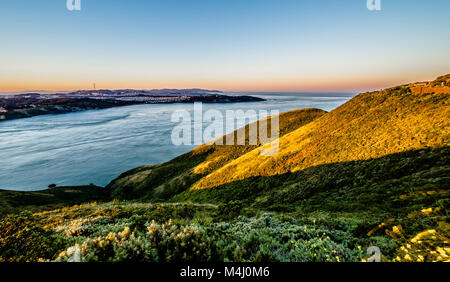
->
xmin=0 ymin=72 xmax=443 ymax=94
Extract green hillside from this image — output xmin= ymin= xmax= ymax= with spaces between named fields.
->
xmin=0 ymin=186 xmax=105 ymax=216
xmin=1 ymin=76 xmax=449 ymax=262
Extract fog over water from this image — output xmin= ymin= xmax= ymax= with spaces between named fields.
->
xmin=0 ymin=93 xmax=354 ymax=191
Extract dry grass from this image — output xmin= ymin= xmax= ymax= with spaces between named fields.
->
xmin=193 ymin=84 xmax=449 ymax=190
xmin=107 ymin=108 xmax=326 ymax=200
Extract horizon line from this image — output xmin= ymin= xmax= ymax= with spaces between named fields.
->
xmin=1 ymin=75 xmax=441 ymax=95
xmin=0 ymin=89 xmax=359 ymax=94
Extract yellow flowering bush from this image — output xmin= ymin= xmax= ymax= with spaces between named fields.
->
xmin=391 ymin=222 xmax=450 ymax=262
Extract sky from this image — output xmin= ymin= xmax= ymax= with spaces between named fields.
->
xmin=0 ymin=0 xmax=449 ymax=93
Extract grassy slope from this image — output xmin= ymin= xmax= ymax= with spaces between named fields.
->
xmin=175 ymin=147 xmax=449 ymax=217
xmin=192 ymin=87 xmax=449 ymax=190
xmin=106 ymin=108 xmax=326 ymax=200
xmin=0 ymin=186 xmax=105 ymax=217
xmin=107 ymin=77 xmax=449 ymax=217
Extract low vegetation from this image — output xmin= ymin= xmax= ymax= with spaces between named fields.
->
xmin=0 ymin=186 xmax=105 ymax=216
xmin=0 ymin=202 xmax=381 ymax=262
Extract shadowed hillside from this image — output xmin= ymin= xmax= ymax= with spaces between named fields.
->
xmin=0 ymin=186 xmax=105 ymax=216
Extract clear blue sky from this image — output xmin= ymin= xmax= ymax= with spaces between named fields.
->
xmin=1 ymin=0 xmax=449 ymax=92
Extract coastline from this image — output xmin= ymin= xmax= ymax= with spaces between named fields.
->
xmin=0 ymin=94 xmax=265 ymax=122
xmin=0 ymin=93 xmax=353 ymax=192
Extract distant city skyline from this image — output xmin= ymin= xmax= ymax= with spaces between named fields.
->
xmin=1 ymin=0 xmax=449 ymax=93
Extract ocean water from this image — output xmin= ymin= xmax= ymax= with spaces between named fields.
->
xmin=0 ymin=93 xmax=354 ymax=191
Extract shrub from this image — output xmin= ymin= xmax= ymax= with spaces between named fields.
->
xmin=215 ymin=200 xmax=244 ymax=221
xmin=56 ymin=214 xmax=369 ymax=262
xmin=0 ymin=212 xmax=69 ymax=262
xmin=57 ymin=221 xmax=216 ymax=262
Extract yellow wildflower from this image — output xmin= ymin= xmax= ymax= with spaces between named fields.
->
xmin=392 ymin=225 xmax=403 ymax=235
xmin=404 ymin=254 xmax=412 ymax=261
xmin=421 ymin=208 xmax=433 ymax=215
xmin=436 ymin=247 xmax=448 ymax=257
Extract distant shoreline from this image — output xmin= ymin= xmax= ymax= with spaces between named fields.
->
xmin=0 ymin=89 xmax=265 ymax=121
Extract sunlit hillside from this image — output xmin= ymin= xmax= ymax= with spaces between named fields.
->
xmin=409 ymin=74 xmax=450 ymax=94
xmin=192 ymin=78 xmax=449 ymax=190
xmin=106 ymin=108 xmax=326 ymax=200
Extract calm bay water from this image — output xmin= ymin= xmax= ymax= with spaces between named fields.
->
xmin=0 ymin=93 xmax=354 ymax=191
